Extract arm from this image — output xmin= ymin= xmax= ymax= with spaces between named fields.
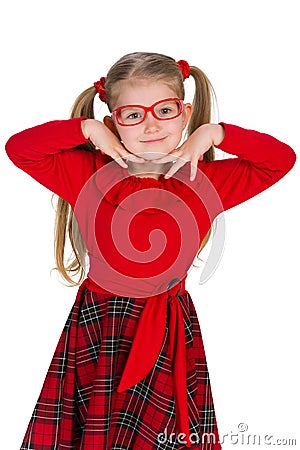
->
xmin=200 ymin=122 xmax=297 ymax=212
xmin=5 ymin=116 xmax=102 ymax=206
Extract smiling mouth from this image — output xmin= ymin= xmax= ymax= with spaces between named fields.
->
xmin=140 ymin=137 xmax=166 ymax=143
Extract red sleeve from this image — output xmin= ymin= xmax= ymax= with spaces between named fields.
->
xmin=199 ymin=122 xmax=297 ymax=212
xmin=5 ymin=116 xmax=102 ymax=207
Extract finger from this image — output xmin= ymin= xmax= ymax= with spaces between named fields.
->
xmin=115 ymin=156 xmax=129 ymax=168
xmin=109 ymin=149 xmax=130 ymax=168
xmin=114 ymin=150 xmax=146 ymax=167
xmin=164 ymin=158 xmax=187 ymax=179
xmin=125 ymin=153 xmax=147 ymax=163
xmin=190 ymin=161 xmax=198 ymax=181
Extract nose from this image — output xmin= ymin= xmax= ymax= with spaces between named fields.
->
xmin=143 ymin=111 xmax=161 ymax=133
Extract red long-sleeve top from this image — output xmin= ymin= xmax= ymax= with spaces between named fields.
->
xmin=5 ymin=117 xmax=296 ymax=446
xmin=5 ymin=117 xmax=296 ymax=295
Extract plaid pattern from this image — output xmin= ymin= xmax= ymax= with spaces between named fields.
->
xmin=21 ymin=282 xmax=222 ymax=449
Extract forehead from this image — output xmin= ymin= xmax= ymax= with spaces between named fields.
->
xmin=113 ymin=79 xmax=178 ymax=108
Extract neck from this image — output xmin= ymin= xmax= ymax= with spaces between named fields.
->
xmin=127 ymin=161 xmax=173 ymax=180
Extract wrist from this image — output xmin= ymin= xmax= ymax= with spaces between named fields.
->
xmin=211 ymin=123 xmax=225 ymax=146
xmin=81 ymin=118 xmax=99 ymax=140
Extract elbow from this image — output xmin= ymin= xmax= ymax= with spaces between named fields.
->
xmin=5 ymin=139 xmax=28 ymax=172
xmin=5 ymin=134 xmax=23 ymax=166
xmin=5 ymin=134 xmax=17 ymax=159
xmin=285 ymin=145 xmax=297 ymax=173
xmin=5 ymin=136 xmax=16 ymax=162
xmin=266 ymin=144 xmax=297 ymax=183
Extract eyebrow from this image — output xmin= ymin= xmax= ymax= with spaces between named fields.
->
xmin=118 ymin=106 xmax=143 ymax=112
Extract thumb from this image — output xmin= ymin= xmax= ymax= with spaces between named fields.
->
xmin=103 ymin=116 xmax=121 ymax=139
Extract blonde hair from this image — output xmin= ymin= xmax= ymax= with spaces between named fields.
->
xmin=51 ymin=51 xmax=219 ymax=286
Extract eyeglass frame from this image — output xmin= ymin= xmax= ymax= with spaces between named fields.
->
xmin=111 ymin=97 xmax=184 ymax=127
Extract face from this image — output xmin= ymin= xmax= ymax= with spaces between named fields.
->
xmin=109 ymin=79 xmax=192 ymax=161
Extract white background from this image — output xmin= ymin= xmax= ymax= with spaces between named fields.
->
xmin=0 ymin=1 xmax=299 ymax=448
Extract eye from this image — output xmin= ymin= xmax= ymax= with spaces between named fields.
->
xmin=155 ymin=100 xmax=180 ymax=118
xmin=118 ymin=107 xmax=144 ymax=124
xmin=159 ymin=107 xmax=172 ymax=115
xmin=127 ymin=112 xmax=142 ymax=120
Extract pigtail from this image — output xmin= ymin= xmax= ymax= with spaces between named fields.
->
xmin=51 ymin=86 xmax=99 ymax=286
xmin=188 ymin=66 xmax=219 ymax=264
xmin=187 ymin=66 xmax=218 ymax=162
xmin=70 ymin=86 xmax=98 ymax=153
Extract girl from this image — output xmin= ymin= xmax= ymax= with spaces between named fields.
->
xmin=5 ymin=52 xmax=296 ymax=449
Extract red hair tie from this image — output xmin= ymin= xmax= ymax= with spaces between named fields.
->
xmin=94 ymin=77 xmax=106 ymax=103
xmin=176 ymin=60 xmax=190 ymax=80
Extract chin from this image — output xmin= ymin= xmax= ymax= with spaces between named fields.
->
xmin=138 ymin=151 xmax=168 ymax=161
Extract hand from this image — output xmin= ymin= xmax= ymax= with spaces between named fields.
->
xmin=152 ymin=123 xmax=225 ymax=181
xmin=81 ymin=119 xmax=146 ymax=168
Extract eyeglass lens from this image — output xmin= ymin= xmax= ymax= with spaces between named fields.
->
xmin=117 ymin=99 xmax=181 ymax=125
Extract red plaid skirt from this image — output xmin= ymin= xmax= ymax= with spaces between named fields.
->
xmin=20 ymin=282 xmax=222 ymax=449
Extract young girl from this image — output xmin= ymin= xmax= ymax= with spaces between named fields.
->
xmin=5 ymin=52 xmax=296 ymax=449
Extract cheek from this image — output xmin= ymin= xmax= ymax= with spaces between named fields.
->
xmin=117 ymin=129 xmax=135 ymax=144
xmin=117 ymin=130 xmax=141 ymax=153
xmin=167 ymin=124 xmax=184 ymax=148
xmin=166 ymin=117 xmax=184 ymax=132
xmin=166 ymin=122 xmax=183 ymax=139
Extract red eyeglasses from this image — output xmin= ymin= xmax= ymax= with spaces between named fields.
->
xmin=112 ymin=97 xmax=184 ymax=126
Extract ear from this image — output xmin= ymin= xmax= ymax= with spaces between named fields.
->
xmin=103 ymin=115 xmax=121 ymax=139
xmin=182 ymin=103 xmax=193 ymax=129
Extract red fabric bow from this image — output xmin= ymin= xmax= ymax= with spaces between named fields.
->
xmin=176 ymin=60 xmax=190 ymax=80
xmin=94 ymin=77 xmax=106 ymax=103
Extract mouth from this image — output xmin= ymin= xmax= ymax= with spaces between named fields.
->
xmin=140 ymin=137 xmax=166 ymax=143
